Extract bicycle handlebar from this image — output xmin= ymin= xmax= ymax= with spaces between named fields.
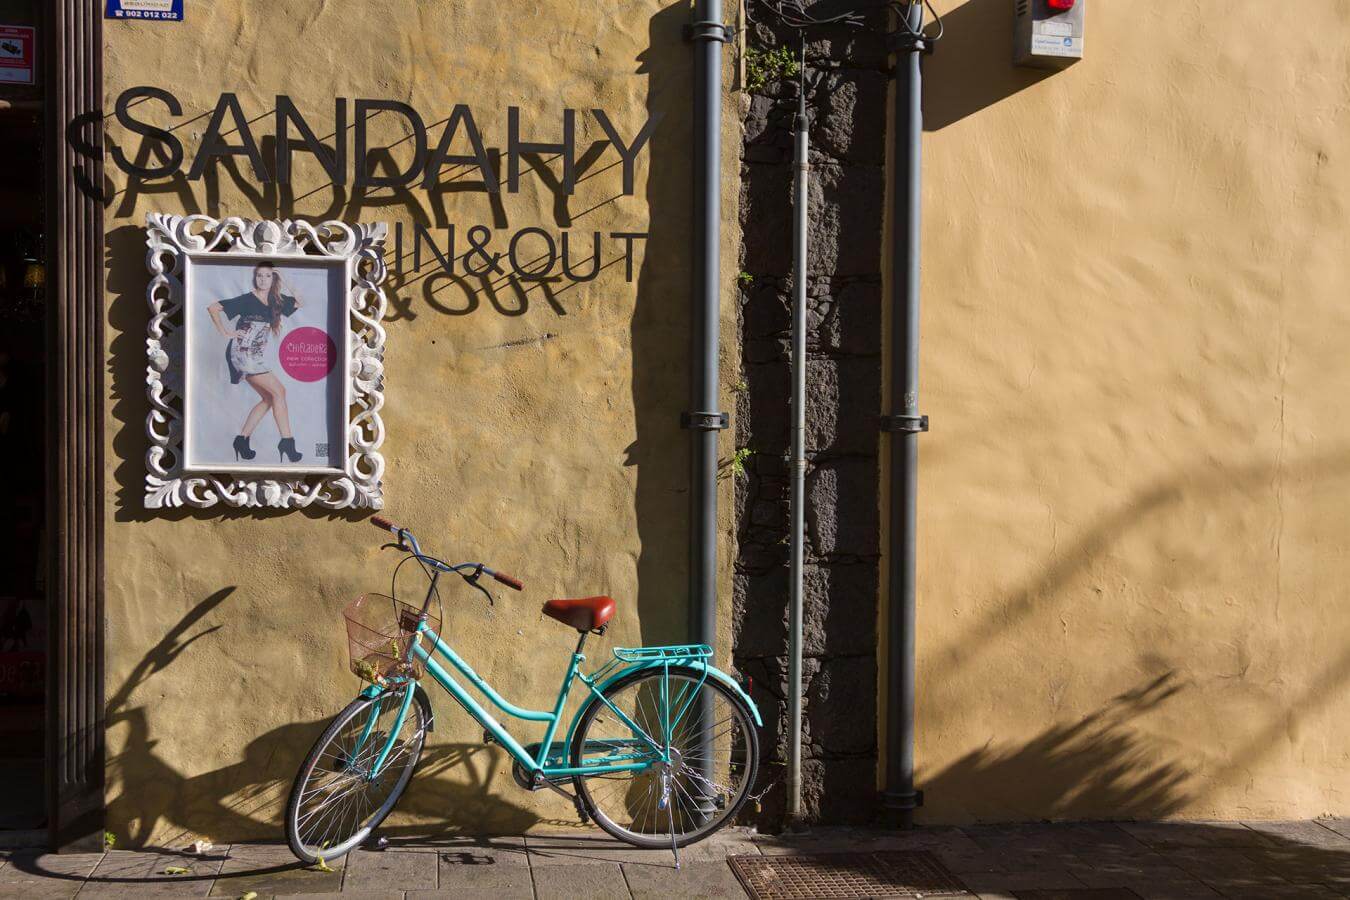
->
xmin=368 ymin=516 xmax=524 ymax=591
xmin=487 ymin=569 xmax=524 ymax=591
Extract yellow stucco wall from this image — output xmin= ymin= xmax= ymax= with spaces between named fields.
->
xmin=100 ymin=0 xmax=1350 ymax=844
xmin=102 ymin=2 xmax=742 ymax=845
xmin=901 ymin=0 xmax=1350 ymax=822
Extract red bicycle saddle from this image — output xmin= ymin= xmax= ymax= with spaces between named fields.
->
xmin=542 ymin=596 xmax=615 ymax=632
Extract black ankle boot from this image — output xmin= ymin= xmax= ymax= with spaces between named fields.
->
xmin=278 ymin=437 xmax=303 ymax=463
xmin=233 ymin=434 xmax=256 ymax=461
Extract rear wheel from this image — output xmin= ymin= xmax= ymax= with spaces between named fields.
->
xmin=285 ymin=686 xmax=428 ymax=863
xmin=571 ymin=667 xmax=759 ymax=848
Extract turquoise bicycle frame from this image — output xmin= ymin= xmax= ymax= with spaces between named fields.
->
xmin=357 ymin=621 xmax=761 ymax=782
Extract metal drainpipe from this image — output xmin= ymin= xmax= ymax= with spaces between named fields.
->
xmin=787 ymin=61 xmax=808 ymax=823
xmin=881 ymin=1 xmax=929 ymax=829
xmin=685 ymin=0 xmax=729 ymax=819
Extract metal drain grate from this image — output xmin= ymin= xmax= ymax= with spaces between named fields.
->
xmin=728 ymin=851 xmax=971 ymax=899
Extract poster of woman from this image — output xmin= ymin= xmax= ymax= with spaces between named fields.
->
xmin=183 ymin=257 xmax=347 ymax=473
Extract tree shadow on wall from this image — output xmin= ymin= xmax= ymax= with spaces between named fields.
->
xmin=626 ymin=2 xmax=698 ymax=646
xmin=921 ymin=671 xmax=1194 ymax=823
xmin=898 ymin=438 xmax=1350 ymax=829
xmin=103 ymin=589 xmax=544 ymax=849
xmin=791 ymin=671 xmax=1350 ymax=892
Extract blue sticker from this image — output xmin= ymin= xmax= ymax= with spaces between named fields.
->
xmin=105 ymin=0 xmax=183 ymax=22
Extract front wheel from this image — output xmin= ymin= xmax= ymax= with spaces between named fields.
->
xmin=285 ymin=686 xmax=429 ymax=863
xmin=571 ymin=667 xmax=760 ymax=848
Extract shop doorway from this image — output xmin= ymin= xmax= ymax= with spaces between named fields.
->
xmin=0 ymin=0 xmax=46 ymax=841
xmin=0 ymin=106 xmax=46 ymax=832
xmin=0 ymin=0 xmax=107 ymax=851
xmin=0 ymin=107 xmax=46 ymax=835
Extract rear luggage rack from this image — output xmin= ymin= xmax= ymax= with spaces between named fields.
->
xmin=612 ymin=644 xmax=713 ymax=662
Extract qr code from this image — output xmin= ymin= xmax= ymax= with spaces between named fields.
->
xmin=314 ymin=443 xmax=329 ymax=457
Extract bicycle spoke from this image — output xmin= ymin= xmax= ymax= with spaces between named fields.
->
xmin=298 ymin=777 xmax=362 ymax=822
xmin=674 ymin=714 xmax=734 ymax=746
xmin=299 ymin=770 xmax=359 ymax=805
xmin=320 ymin=773 xmax=366 ymax=835
xmin=308 ymin=784 xmax=361 ymax=850
xmin=670 ymin=774 xmax=696 ymax=823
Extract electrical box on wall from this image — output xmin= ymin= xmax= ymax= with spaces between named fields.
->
xmin=1014 ymin=0 xmax=1084 ymax=69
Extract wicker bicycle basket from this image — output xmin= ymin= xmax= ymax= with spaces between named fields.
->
xmin=343 ymin=593 xmax=439 ymax=686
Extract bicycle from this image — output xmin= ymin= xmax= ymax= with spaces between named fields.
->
xmin=284 ymin=515 xmax=762 ymax=867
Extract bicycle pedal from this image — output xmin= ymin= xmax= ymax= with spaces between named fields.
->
xmin=573 ymin=798 xmax=591 ymax=825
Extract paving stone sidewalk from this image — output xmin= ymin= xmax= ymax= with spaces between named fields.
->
xmin=2 ymin=819 xmax=1348 ymax=899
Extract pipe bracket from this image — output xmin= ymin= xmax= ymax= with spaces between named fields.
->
xmin=880 ymin=414 xmax=929 ymax=434
xmin=881 ymin=788 xmax=925 ymax=810
xmin=886 ymin=31 xmax=934 ymax=55
xmin=681 ymin=411 xmax=730 ymax=431
xmin=684 ymin=21 xmax=734 ymax=43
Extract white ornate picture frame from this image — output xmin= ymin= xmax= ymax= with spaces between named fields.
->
xmin=145 ymin=214 xmax=389 ymax=510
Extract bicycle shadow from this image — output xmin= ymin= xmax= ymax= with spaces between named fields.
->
xmin=4 ymin=848 xmax=300 ymax=889
xmin=102 ymin=588 xmax=546 ymax=852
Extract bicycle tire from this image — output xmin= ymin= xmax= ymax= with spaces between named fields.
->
xmin=284 ymin=687 xmax=429 ymax=863
xmin=570 ymin=666 xmax=760 ymax=849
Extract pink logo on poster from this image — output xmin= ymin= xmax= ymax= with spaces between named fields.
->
xmin=279 ymin=327 xmax=337 ymax=382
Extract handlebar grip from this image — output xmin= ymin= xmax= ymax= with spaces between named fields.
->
xmin=371 ymin=515 xmax=398 ymax=534
xmin=492 ymin=571 xmax=524 ymax=591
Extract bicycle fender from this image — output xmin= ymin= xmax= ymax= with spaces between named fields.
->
xmin=706 ymin=664 xmax=761 ymax=726
xmin=358 ymin=682 xmax=436 ymax=732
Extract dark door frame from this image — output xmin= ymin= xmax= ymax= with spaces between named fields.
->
xmin=45 ymin=0 xmax=105 ymax=851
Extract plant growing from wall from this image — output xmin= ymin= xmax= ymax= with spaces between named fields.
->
xmin=718 ymin=447 xmax=754 ymax=481
xmin=730 ymin=447 xmax=753 ymax=476
xmin=745 ymin=46 xmax=799 ymax=93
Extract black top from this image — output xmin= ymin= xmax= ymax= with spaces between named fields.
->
xmin=218 ymin=291 xmax=297 ymax=325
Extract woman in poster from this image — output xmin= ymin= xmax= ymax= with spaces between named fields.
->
xmin=207 ymin=262 xmax=306 ymax=463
